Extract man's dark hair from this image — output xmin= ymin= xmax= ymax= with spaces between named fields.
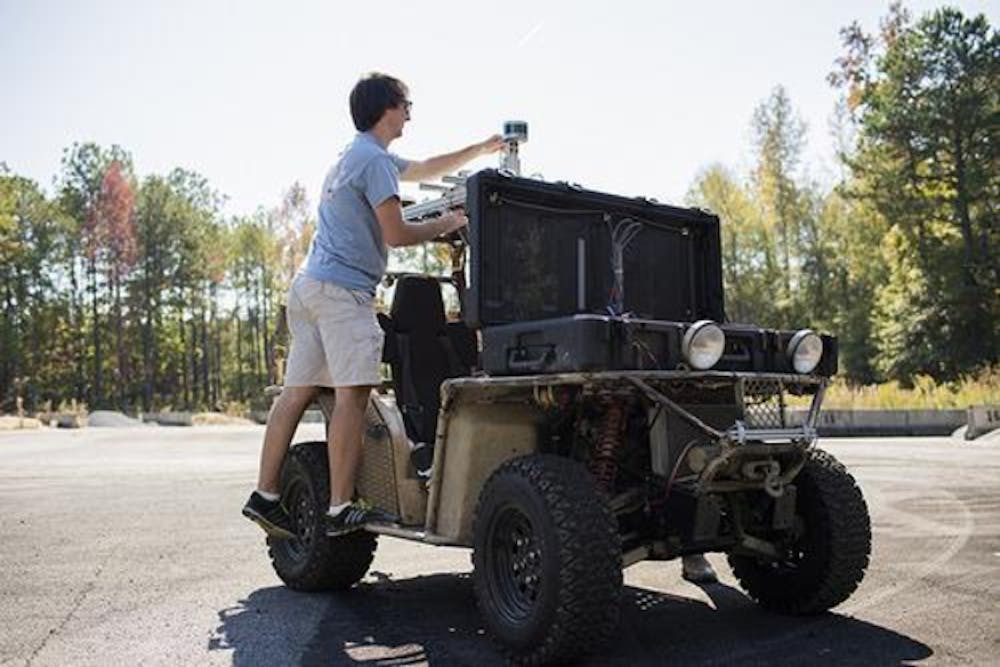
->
xmin=350 ymin=73 xmax=408 ymax=132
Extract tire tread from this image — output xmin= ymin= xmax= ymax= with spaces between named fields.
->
xmin=268 ymin=441 xmax=377 ymax=592
xmin=472 ymin=454 xmax=622 ymax=665
xmin=728 ymin=448 xmax=871 ymax=614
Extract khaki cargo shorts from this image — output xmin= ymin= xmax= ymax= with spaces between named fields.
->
xmin=283 ymin=274 xmax=384 ymax=388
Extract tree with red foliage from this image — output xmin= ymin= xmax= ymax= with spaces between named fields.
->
xmin=94 ymin=162 xmax=138 ymax=407
xmin=77 ymin=156 xmax=137 ymax=408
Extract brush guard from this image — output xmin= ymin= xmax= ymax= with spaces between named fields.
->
xmin=628 ymin=375 xmax=826 ymax=496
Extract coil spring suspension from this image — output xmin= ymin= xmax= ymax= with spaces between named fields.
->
xmin=591 ymin=397 xmax=625 ymax=493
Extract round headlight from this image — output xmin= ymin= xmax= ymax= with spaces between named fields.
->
xmin=682 ymin=320 xmax=725 ymax=370
xmin=788 ymin=329 xmax=823 ymax=374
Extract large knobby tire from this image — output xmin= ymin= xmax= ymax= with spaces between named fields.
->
xmin=472 ymin=454 xmax=622 ymax=665
xmin=268 ymin=441 xmax=377 ymax=591
xmin=728 ymin=448 xmax=871 ymax=614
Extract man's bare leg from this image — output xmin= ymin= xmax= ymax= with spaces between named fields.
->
xmin=256 ymin=385 xmax=319 ymax=494
xmin=327 ymin=385 xmax=373 ymax=506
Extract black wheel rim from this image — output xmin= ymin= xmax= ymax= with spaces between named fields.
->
xmin=283 ymin=474 xmax=317 ymax=561
xmin=485 ymin=504 xmax=543 ymax=625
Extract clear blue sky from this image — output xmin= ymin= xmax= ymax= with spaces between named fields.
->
xmin=1 ymin=0 xmax=995 ymax=216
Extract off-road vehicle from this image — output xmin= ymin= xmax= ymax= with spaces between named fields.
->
xmin=260 ymin=129 xmax=872 ymax=664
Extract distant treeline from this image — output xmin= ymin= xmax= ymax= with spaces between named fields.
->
xmin=0 ymin=5 xmax=996 ymax=413
xmin=0 ymin=148 xmax=315 ymax=413
xmin=686 ymin=5 xmax=996 ymax=383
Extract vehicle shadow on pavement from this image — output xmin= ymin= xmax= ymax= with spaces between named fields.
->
xmin=212 ymin=574 xmax=931 ymax=666
xmin=609 ymin=581 xmax=932 ymax=666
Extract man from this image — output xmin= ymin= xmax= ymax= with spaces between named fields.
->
xmin=243 ymin=72 xmax=502 ymax=538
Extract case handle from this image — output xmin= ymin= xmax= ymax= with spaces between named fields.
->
xmin=507 ymin=347 xmax=554 ymax=373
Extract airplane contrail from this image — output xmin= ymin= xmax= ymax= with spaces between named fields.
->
xmin=516 ymin=21 xmax=545 ymax=49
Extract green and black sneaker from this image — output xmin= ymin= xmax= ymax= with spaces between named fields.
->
xmin=242 ymin=491 xmax=295 ymax=539
xmin=324 ymin=499 xmax=398 ymax=537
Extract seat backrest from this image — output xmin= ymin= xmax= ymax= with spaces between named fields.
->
xmin=446 ymin=321 xmax=478 ymax=370
xmin=387 ymin=276 xmax=473 ymax=445
xmin=390 ymin=275 xmax=447 ymax=334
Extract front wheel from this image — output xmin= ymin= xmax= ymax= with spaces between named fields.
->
xmin=728 ymin=448 xmax=871 ymax=614
xmin=268 ymin=441 xmax=377 ymax=591
xmin=472 ymin=454 xmax=622 ymax=665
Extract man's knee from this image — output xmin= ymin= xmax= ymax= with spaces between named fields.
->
xmin=334 ymin=385 xmax=373 ymax=411
xmin=275 ymin=385 xmax=319 ymax=413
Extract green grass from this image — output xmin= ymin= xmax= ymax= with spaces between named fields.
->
xmin=810 ymin=367 xmax=999 ymax=410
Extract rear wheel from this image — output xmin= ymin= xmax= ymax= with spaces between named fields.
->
xmin=472 ymin=454 xmax=622 ymax=665
xmin=268 ymin=441 xmax=377 ymax=591
xmin=728 ymin=448 xmax=871 ymax=614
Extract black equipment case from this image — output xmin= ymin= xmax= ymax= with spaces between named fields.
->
xmin=464 ymin=170 xmax=726 ymax=328
xmin=480 ymin=315 xmax=683 ymax=375
xmin=480 ymin=315 xmax=839 ymax=376
xmin=462 ymin=169 xmax=837 ymax=377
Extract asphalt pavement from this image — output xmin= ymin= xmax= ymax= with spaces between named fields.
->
xmin=1 ymin=425 xmax=997 ymax=666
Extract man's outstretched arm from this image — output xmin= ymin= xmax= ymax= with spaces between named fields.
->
xmin=400 ymin=135 xmax=504 ymax=182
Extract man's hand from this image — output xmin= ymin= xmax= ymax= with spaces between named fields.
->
xmin=375 ymin=199 xmax=468 ymax=247
xmin=477 ymin=135 xmax=505 ymax=155
xmin=439 ymin=210 xmax=469 ymax=235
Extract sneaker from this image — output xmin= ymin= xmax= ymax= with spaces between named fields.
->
xmin=681 ymin=554 xmax=718 ymax=584
xmin=242 ymin=491 xmax=295 ymax=540
xmin=410 ymin=442 xmax=434 ymax=481
xmin=324 ymin=499 xmax=398 ymax=537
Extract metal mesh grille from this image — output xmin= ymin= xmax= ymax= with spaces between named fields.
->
xmin=356 ymin=402 xmax=400 ymax=516
xmin=741 ymin=378 xmax=786 ymax=429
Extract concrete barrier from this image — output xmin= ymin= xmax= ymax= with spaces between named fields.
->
xmin=786 ymin=408 xmax=967 ymax=437
xmin=0 ymin=416 xmax=42 ymax=430
xmin=146 ymin=405 xmax=990 ymax=436
xmin=301 ymin=409 xmax=325 ymax=424
xmin=248 ymin=409 xmax=324 ymax=425
xmin=966 ymin=405 xmax=1000 ymax=440
xmin=150 ymin=412 xmax=194 ymax=427
xmin=35 ymin=412 xmax=85 ymax=428
xmin=55 ymin=414 xmax=84 ymax=428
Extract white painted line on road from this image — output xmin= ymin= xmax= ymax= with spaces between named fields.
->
xmin=842 ymin=487 xmax=973 ymax=615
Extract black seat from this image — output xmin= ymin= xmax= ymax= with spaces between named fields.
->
xmin=384 ymin=276 xmax=476 ymax=447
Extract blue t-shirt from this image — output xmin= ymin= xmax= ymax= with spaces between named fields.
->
xmin=303 ymin=132 xmax=410 ymax=293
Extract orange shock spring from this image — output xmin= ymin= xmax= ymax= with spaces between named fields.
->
xmin=591 ymin=397 xmax=624 ymax=493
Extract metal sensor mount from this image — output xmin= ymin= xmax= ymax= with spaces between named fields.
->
xmin=403 ymin=120 xmax=530 ymax=221
xmin=501 ymin=120 xmax=529 ymax=175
